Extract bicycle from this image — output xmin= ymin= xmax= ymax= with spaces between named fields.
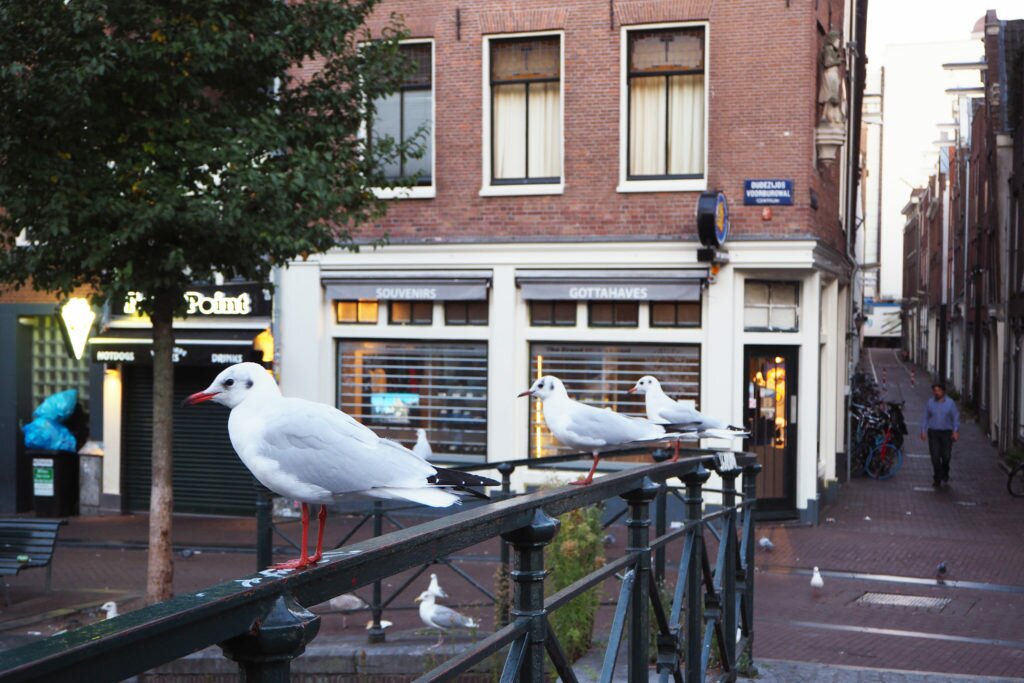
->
xmin=1009 ymin=461 xmax=1024 ymax=498
xmin=864 ymin=423 xmax=903 ymax=480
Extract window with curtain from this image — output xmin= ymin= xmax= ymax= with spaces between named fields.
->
xmin=528 ymin=343 xmax=700 ymax=459
xmin=371 ymin=43 xmax=433 ymax=186
xmin=743 ymin=281 xmax=800 ymax=331
xmin=490 ymin=36 xmax=561 ymax=184
xmin=627 ymin=27 xmax=706 ymax=179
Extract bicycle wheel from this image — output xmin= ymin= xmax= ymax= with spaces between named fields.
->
xmin=1009 ymin=464 xmax=1024 ymax=498
xmin=865 ymin=443 xmax=902 ymax=480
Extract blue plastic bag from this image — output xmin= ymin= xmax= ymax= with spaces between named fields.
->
xmin=32 ymin=390 xmax=78 ymax=423
xmin=22 ymin=417 xmax=78 ymax=453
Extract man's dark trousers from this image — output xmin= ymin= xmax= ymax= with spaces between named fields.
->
xmin=927 ymin=429 xmax=954 ymax=484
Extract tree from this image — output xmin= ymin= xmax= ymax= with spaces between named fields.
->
xmin=0 ymin=0 xmax=418 ymax=603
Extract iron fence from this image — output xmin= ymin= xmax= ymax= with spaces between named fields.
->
xmin=0 ymin=447 xmax=759 ymax=683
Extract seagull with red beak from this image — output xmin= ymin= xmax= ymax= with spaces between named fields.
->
xmin=518 ymin=375 xmax=670 ymax=485
xmin=184 ymin=363 xmax=496 ymax=570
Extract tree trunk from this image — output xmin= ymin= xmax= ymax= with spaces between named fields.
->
xmin=146 ymin=291 xmax=176 ymax=603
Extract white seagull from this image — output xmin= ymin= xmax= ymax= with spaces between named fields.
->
xmin=415 ymin=590 xmax=478 ymax=647
xmin=518 ymin=375 xmax=672 ymax=485
xmin=810 ymin=566 xmax=825 ymax=590
xmin=428 ymin=572 xmax=448 ymax=599
xmin=630 ymin=376 xmax=749 ymax=438
xmin=100 ymin=601 xmax=118 ymax=620
xmin=184 ymin=363 xmax=497 ymax=570
xmin=413 ymin=428 xmax=433 ymax=460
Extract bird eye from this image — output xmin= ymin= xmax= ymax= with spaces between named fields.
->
xmin=224 ymin=378 xmax=235 ymax=388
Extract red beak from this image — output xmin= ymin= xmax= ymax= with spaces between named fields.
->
xmin=627 ymin=387 xmax=638 ymax=394
xmin=517 ymin=390 xmax=534 ymax=398
xmin=182 ymin=391 xmax=217 ymax=407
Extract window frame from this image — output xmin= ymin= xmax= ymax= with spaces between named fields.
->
xmin=388 ymin=300 xmax=434 ymax=326
xmin=372 ymin=39 xmax=436 ymax=200
xmin=649 ymin=300 xmax=702 ymax=328
xmin=481 ymin=31 xmax=565 ymax=197
xmin=587 ymin=301 xmax=640 ymax=328
xmin=335 ymin=299 xmax=380 ymax=325
xmin=618 ymin=22 xmax=709 ymax=194
xmin=444 ymin=300 xmax=490 ymax=326
xmin=743 ymin=280 xmax=801 ymax=332
xmin=529 ymin=300 xmax=578 ymax=327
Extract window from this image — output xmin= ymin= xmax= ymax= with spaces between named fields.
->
xmin=30 ymin=316 xmax=90 ymax=407
xmin=338 ymin=340 xmax=487 ymax=461
xmin=530 ymin=301 xmax=576 ymax=326
xmin=588 ymin=302 xmax=639 ymax=327
xmin=744 ymin=281 xmax=800 ymax=331
xmin=336 ymin=300 xmax=379 ymax=324
xmin=389 ymin=301 xmax=433 ymax=325
xmin=371 ymin=43 xmax=433 ymax=187
xmin=529 ymin=343 xmax=700 ymax=459
xmin=625 ymin=26 xmax=706 ymax=181
xmin=445 ymin=301 xmax=489 ymax=326
xmin=651 ymin=301 xmax=701 ymax=327
xmin=489 ymin=36 xmax=562 ymax=185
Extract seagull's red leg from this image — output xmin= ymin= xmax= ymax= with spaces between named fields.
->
xmin=671 ymin=439 xmax=680 ymax=463
xmin=273 ymin=503 xmax=312 ymax=570
xmin=572 ymin=453 xmax=600 ymax=486
xmin=309 ymin=505 xmax=328 ymax=564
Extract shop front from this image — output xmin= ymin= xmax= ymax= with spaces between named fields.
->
xmin=90 ymin=282 xmax=272 ymax=515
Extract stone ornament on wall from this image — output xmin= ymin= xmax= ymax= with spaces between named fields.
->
xmin=815 ymin=30 xmax=847 ymax=165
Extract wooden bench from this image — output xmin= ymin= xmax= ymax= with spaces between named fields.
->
xmin=0 ymin=518 xmax=66 ymax=605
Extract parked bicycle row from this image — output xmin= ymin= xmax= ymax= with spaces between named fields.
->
xmin=849 ymin=370 xmax=908 ymax=480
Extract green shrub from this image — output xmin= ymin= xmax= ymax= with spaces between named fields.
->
xmin=545 ymin=505 xmax=605 ymax=662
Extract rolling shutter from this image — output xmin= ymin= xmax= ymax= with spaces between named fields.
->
xmin=123 ymin=366 xmax=256 ymax=515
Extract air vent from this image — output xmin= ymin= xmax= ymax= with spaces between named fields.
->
xmin=855 ymin=592 xmax=951 ymax=610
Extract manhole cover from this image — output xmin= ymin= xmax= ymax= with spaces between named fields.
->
xmin=855 ymin=592 xmax=951 ymax=610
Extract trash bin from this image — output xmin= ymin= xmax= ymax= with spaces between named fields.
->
xmin=27 ymin=450 xmax=79 ymax=517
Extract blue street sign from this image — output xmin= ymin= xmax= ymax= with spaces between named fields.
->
xmin=743 ymin=179 xmax=794 ymax=206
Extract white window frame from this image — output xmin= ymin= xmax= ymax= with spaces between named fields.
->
xmin=480 ymin=30 xmax=565 ymax=197
xmin=617 ymin=22 xmax=709 ymax=194
xmin=373 ymin=38 xmax=436 ymax=200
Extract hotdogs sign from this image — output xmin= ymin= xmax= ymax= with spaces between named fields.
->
xmin=120 ymin=283 xmax=270 ymax=318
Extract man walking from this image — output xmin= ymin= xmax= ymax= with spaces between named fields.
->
xmin=919 ymin=383 xmax=960 ymax=488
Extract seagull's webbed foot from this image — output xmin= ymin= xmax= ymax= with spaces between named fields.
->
xmin=271 ymin=555 xmax=316 ymax=570
xmin=572 ymin=454 xmax=600 ymax=485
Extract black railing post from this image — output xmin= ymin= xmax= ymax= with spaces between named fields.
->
xmin=740 ymin=463 xmax=761 ymax=666
xmin=621 ymin=477 xmax=659 ymax=683
xmin=650 ymin=449 xmax=671 ymax=585
xmin=501 ymin=509 xmax=559 ymax=683
xmin=255 ymin=485 xmax=274 ymax=571
xmin=683 ymin=464 xmax=710 ymax=683
xmin=719 ymin=464 xmax=741 ymax=669
xmin=367 ymin=501 xmax=386 ymax=643
xmin=497 ymin=462 xmax=517 ymax=627
xmin=221 ymin=594 xmax=320 ymax=683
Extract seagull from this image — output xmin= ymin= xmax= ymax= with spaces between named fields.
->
xmin=416 ymin=590 xmax=479 ymax=647
xmin=184 ymin=363 xmax=498 ymax=570
xmin=320 ymin=593 xmax=368 ymax=629
xmin=367 ymin=619 xmax=393 ymax=630
xmin=518 ymin=375 xmax=673 ymax=485
xmin=629 ymin=376 xmax=749 ymax=439
xmin=100 ymin=601 xmax=118 ymax=620
xmin=413 ymin=428 xmax=433 ymax=460
xmin=810 ymin=567 xmax=825 ymax=590
xmin=758 ymin=537 xmax=775 ymax=552
xmin=428 ymin=572 xmax=448 ymax=599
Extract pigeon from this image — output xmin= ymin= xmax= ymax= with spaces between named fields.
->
xmin=413 ymin=428 xmax=433 ymax=460
xmin=184 ymin=363 xmax=498 ymax=570
xmin=758 ymin=537 xmax=775 ymax=552
xmin=518 ymin=375 xmax=673 ymax=484
xmin=416 ymin=590 xmax=479 ymax=647
xmin=937 ymin=562 xmax=948 ymax=584
xmin=629 ymin=376 xmax=749 ymax=439
xmin=810 ymin=567 xmax=825 ymax=590
xmin=428 ymin=572 xmax=448 ymax=599
xmin=100 ymin=601 xmax=118 ymax=620
xmin=321 ymin=593 xmax=368 ymax=629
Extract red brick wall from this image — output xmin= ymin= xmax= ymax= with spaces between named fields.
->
xmin=343 ymin=0 xmax=847 ymax=250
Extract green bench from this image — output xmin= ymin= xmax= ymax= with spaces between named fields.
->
xmin=0 ymin=518 xmax=66 ymax=605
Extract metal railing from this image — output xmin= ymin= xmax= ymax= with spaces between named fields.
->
xmin=0 ymin=447 xmax=759 ymax=683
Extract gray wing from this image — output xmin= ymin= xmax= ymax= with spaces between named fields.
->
xmin=430 ymin=605 xmax=477 ymax=629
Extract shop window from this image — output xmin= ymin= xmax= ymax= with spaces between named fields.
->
xmin=530 ymin=301 xmax=577 ymax=326
xmin=528 ymin=342 xmax=700 ymax=459
xmin=588 ymin=302 xmax=639 ymax=327
xmin=626 ymin=26 xmax=706 ymax=180
xmin=743 ymin=281 xmax=800 ymax=332
xmin=370 ymin=42 xmax=433 ymax=186
xmin=390 ymin=301 xmax=433 ymax=325
xmin=338 ymin=340 xmax=487 ymax=461
xmin=336 ymin=300 xmax=379 ymax=324
xmin=651 ymin=301 xmax=701 ymax=327
xmin=445 ymin=301 xmax=489 ymax=326
xmin=489 ymin=35 xmax=562 ymax=185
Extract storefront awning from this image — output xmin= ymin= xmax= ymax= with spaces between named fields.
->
xmin=322 ymin=271 xmax=491 ymax=301
xmin=515 ymin=269 xmax=707 ymax=301
xmin=89 ymin=326 xmax=270 ymax=366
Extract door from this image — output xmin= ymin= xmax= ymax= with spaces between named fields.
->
xmin=743 ymin=346 xmax=798 ymax=518
xmin=123 ymin=366 xmax=257 ymax=515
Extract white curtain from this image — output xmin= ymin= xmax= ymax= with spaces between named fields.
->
xmin=668 ymin=74 xmax=705 ymax=175
xmin=629 ymin=77 xmax=666 ymax=176
xmin=527 ymin=82 xmax=561 ymax=178
xmin=493 ymin=84 xmax=526 ymax=179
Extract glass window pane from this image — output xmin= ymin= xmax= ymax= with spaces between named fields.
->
xmin=553 ymin=301 xmax=576 ymax=325
xmin=372 ymin=93 xmax=401 ymax=180
xmin=744 ymin=282 xmax=770 ymax=306
xmin=772 ymin=283 xmax=799 ymax=306
xmin=527 ymin=81 xmax=561 ymax=179
xmin=403 ymin=88 xmax=432 ymax=184
xmin=492 ymin=37 xmax=560 ymax=82
xmin=339 ymin=340 xmax=487 ymax=461
xmin=629 ymin=76 xmax=667 ymax=177
xmin=358 ymin=300 xmax=378 ymax=323
xmin=744 ymin=307 xmax=769 ymax=329
xmin=629 ymin=28 xmax=705 ymax=73
xmin=667 ymin=74 xmax=704 ymax=175
xmin=531 ymin=301 xmax=553 ymax=325
xmin=589 ymin=303 xmax=613 ymax=326
xmin=445 ymin=302 xmax=467 ymax=325
xmin=651 ymin=302 xmax=675 ymax=326
xmin=402 ymin=43 xmax=432 ymax=86
xmin=493 ymin=83 xmax=527 ymax=180
xmin=615 ymin=302 xmax=639 ymax=326
xmin=413 ymin=302 xmax=433 ymax=324
xmin=769 ymin=307 xmax=798 ymax=330
xmin=467 ymin=301 xmax=489 ymax=325
xmin=337 ymin=301 xmax=358 ymax=323
xmin=390 ymin=301 xmax=411 ymax=324
xmin=677 ymin=302 xmax=701 ymax=325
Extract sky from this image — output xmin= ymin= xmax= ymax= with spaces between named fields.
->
xmin=867 ymin=0 xmax=1023 ymax=58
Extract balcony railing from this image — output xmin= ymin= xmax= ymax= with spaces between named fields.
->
xmin=0 ymin=446 xmax=760 ymax=683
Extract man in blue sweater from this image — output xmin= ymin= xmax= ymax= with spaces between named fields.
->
xmin=919 ymin=383 xmax=960 ymax=488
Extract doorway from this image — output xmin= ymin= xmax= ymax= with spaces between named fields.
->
xmin=743 ymin=346 xmax=798 ymax=518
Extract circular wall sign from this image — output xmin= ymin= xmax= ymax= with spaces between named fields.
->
xmin=696 ymin=191 xmax=729 ymax=248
